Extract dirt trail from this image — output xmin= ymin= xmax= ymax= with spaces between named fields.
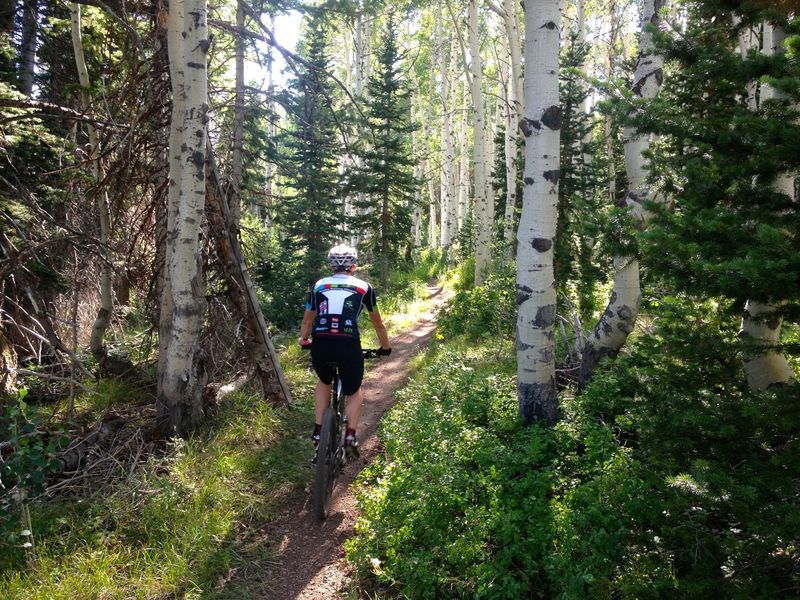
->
xmin=258 ymin=283 xmax=449 ymax=599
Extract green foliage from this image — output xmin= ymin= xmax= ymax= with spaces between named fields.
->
xmin=346 ymin=14 xmax=419 ymax=285
xmin=0 ymin=390 xmax=68 ymax=555
xmin=350 ymin=294 xmax=800 ymax=598
xmin=273 ymin=9 xmax=344 ymax=288
xmin=557 ymin=35 xmax=614 ymax=319
xmin=634 ymin=5 xmax=800 ymax=317
xmin=348 ymin=345 xmax=645 ymax=599
xmin=439 ymin=256 xmax=515 ymax=340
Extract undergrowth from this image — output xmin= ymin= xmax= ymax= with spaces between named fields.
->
xmin=348 ymin=295 xmax=800 ymax=599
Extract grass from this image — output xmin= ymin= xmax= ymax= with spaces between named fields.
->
xmin=1 ymin=257 xmax=447 ymax=599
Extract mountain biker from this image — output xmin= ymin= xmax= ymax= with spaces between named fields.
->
xmin=298 ymin=244 xmax=391 ymax=458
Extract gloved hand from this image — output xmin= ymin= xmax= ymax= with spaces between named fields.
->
xmin=377 ymin=347 xmax=392 ymax=356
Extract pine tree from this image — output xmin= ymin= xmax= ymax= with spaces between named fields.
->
xmin=275 ymin=10 xmax=344 ymax=299
xmin=557 ymin=32 xmax=609 ymax=319
xmin=635 ymin=3 xmax=800 ymax=379
xmin=347 ymin=14 xmax=418 ymax=284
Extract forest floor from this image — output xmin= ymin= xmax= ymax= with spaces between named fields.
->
xmin=249 ymin=281 xmax=450 ymax=599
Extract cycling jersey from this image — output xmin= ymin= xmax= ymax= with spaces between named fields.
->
xmin=306 ymin=273 xmax=377 ymax=340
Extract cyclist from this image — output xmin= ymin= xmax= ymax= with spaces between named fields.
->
xmin=298 ymin=244 xmax=391 ymax=458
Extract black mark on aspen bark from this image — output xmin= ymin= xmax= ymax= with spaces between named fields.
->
xmin=518 ymin=381 xmax=558 ymax=425
xmin=543 ymin=169 xmax=560 ymax=184
xmin=524 ymin=177 xmax=534 ymax=185
xmin=541 ymin=21 xmax=557 ymax=30
xmin=616 ymin=305 xmax=634 ymax=322
xmin=519 ymin=117 xmax=540 ymax=137
xmin=199 ymin=39 xmax=210 ymax=53
xmin=534 ymin=304 xmax=556 ymax=328
xmin=531 ymin=238 xmax=552 ymax=252
xmin=541 ymin=105 xmax=562 ymax=130
xmin=516 ymin=284 xmax=533 ymax=306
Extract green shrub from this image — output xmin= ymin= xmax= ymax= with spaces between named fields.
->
xmin=350 ymin=295 xmax=800 ymax=598
xmin=439 ymin=260 xmax=515 ymax=341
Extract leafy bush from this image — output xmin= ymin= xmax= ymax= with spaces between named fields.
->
xmin=0 ymin=390 xmax=67 ymax=562
xmin=350 ymin=296 xmax=800 ymax=598
xmin=348 ymin=346 xmax=641 ymax=599
xmin=439 ymin=259 xmax=515 ymax=340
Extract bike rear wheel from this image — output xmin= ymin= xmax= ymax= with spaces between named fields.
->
xmin=313 ymin=406 xmax=337 ymax=520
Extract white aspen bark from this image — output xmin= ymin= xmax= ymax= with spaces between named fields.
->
xmin=501 ymin=0 xmax=524 ymax=117
xmin=429 ymin=7 xmax=443 ymax=249
xmin=498 ymin=34 xmax=518 ymax=247
xmin=458 ymin=85 xmax=470 ymax=231
xmin=517 ymin=0 xmax=561 ymax=425
xmin=579 ymin=0 xmax=665 ymax=386
xmin=263 ymin=16 xmax=276 ymax=227
xmin=448 ymin=38 xmax=461 ymax=243
xmin=470 ymin=0 xmax=494 ymax=285
xmin=20 ymin=0 xmax=38 ymax=96
xmin=71 ymin=3 xmax=113 ymax=360
xmin=231 ymin=0 xmax=245 ymax=226
xmin=575 ymin=0 xmax=593 ymax=165
xmin=739 ymin=22 xmax=796 ymax=390
xmin=159 ymin=0 xmax=209 ymax=437
xmin=439 ymin=35 xmax=456 ymax=249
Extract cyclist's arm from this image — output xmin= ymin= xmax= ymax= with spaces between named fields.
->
xmin=299 ymin=308 xmax=316 ymax=344
xmin=369 ymin=310 xmax=390 ymax=350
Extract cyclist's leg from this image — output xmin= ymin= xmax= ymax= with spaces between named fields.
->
xmin=344 ymin=387 xmax=363 ymax=432
xmin=315 ymin=380 xmax=332 ymax=424
xmin=310 ymin=341 xmax=335 ymax=437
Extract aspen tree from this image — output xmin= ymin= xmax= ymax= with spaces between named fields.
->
xmin=579 ymin=0 xmax=665 ymax=387
xmin=517 ymin=0 xmax=561 ymax=425
xmin=70 ymin=3 xmax=113 ymax=361
xmin=469 ymin=0 xmax=493 ymax=285
xmin=158 ymin=0 xmax=210 ymax=436
xmin=231 ymin=0 xmax=245 ymax=227
xmin=439 ymin=32 xmax=455 ymax=250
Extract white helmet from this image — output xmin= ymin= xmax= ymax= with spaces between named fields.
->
xmin=328 ymin=244 xmax=358 ymax=270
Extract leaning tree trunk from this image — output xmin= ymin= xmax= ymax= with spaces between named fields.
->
xmin=517 ymin=0 xmax=561 ymax=425
xmin=739 ymin=21 xmax=796 ymax=390
xmin=469 ymin=0 xmax=494 ymax=285
xmin=158 ymin=0 xmax=209 ymax=438
xmin=578 ymin=0 xmax=665 ymax=387
xmin=71 ymin=2 xmax=114 ymax=362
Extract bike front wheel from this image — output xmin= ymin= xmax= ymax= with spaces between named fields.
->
xmin=313 ymin=406 xmax=337 ymax=520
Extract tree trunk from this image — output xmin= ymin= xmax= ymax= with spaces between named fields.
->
xmin=739 ymin=21 xmax=796 ymax=390
xmin=230 ymin=0 xmax=245 ymax=227
xmin=439 ymin=32 xmax=456 ymax=250
xmin=71 ymin=2 xmax=114 ymax=362
xmin=470 ymin=0 xmax=493 ymax=285
xmin=457 ymin=84 xmax=469 ymax=232
xmin=517 ymin=0 xmax=561 ymax=425
xmin=20 ymin=0 xmax=38 ymax=96
xmin=157 ymin=0 xmax=209 ymax=438
xmin=579 ymin=0 xmax=665 ymax=387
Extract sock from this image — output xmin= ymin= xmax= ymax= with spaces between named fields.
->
xmin=346 ymin=428 xmax=356 ymax=439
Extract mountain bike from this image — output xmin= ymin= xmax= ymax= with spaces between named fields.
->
xmin=312 ymin=348 xmax=382 ymax=521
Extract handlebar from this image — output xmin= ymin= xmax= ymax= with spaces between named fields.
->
xmin=299 ymin=343 xmax=390 ymax=358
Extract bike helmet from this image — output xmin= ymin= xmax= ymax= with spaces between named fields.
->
xmin=327 ymin=244 xmax=358 ymax=271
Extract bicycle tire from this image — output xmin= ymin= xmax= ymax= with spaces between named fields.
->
xmin=313 ymin=406 xmax=337 ymax=520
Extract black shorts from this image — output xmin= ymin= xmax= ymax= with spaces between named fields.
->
xmin=311 ymin=337 xmax=364 ymax=396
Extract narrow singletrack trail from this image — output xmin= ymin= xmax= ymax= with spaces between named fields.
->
xmin=259 ymin=282 xmax=450 ymax=599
